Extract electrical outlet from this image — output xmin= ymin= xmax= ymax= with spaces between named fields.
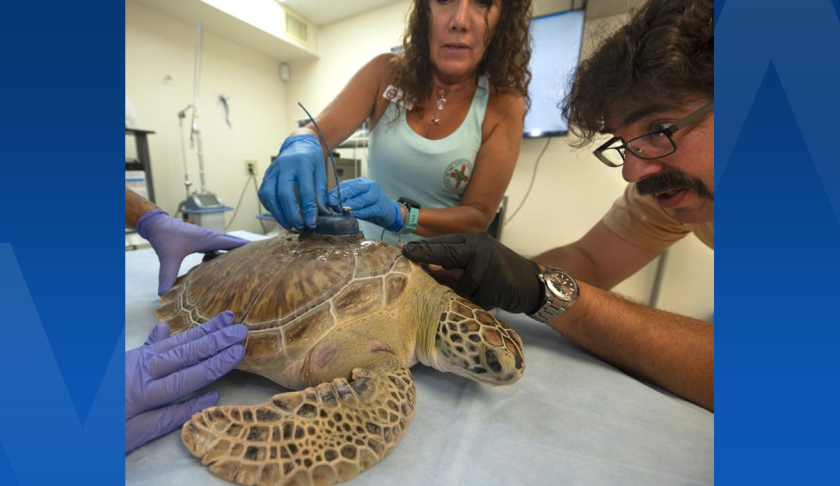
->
xmin=244 ymin=160 xmax=258 ymax=176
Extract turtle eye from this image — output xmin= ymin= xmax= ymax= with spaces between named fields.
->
xmin=484 ymin=349 xmax=502 ymax=373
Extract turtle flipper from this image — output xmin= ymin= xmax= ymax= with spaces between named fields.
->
xmin=182 ymin=363 xmax=415 ymax=486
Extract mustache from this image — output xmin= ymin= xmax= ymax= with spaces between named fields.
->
xmin=636 ymin=170 xmax=714 ymax=201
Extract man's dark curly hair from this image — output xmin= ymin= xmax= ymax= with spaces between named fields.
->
xmin=391 ymin=0 xmax=532 ymax=119
xmin=562 ymin=0 xmax=714 ymax=146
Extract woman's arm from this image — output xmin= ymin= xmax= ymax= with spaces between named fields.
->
xmin=260 ymin=54 xmax=396 ymax=229
xmin=294 ymin=54 xmax=395 ymax=152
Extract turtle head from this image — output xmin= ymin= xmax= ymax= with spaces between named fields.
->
xmin=428 ymin=294 xmax=524 ymax=386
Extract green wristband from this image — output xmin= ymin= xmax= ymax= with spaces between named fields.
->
xmin=400 ymin=207 xmax=420 ymax=234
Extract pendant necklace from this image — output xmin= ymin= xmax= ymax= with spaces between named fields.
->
xmin=431 ymin=82 xmax=474 ymax=126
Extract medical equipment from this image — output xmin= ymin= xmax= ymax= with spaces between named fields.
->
xmin=176 ymin=104 xmax=193 ymax=200
xmin=179 ymin=20 xmax=232 ymax=231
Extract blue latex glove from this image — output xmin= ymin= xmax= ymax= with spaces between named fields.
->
xmin=125 ymin=311 xmax=247 ymax=453
xmin=258 ymin=133 xmax=327 ymax=231
xmin=136 ymin=210 xmax=249 ymax=296
xmin=327 ymin=177 xmax=403 ymax=231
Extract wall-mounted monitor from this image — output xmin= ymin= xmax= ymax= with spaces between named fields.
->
xmin=523 ymin=10 xmax=586 ymax=138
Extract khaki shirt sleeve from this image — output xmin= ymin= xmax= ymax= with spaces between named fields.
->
xmin=602 ymin=184 xmax=691 ymax=253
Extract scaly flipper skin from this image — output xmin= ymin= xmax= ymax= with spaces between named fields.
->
xmin=182 ymin=356 xmax=415 ymax=486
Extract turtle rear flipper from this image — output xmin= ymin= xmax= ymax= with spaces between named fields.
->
xmin=182 ymin=359 xmax=415 ymax=486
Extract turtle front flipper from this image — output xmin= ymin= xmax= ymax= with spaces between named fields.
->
xmin=182 ymin=359 xmax=415 ymax=486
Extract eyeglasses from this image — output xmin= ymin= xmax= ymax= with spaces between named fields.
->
xmin=593 ymin=101 xmax=714 ymax=167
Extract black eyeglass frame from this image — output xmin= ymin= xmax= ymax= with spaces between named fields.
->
xmin=593 ymin=101 xmax=715 ymax=167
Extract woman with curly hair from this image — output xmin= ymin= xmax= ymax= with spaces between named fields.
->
xmin=259 ymin=0 xmax=532 ymax=243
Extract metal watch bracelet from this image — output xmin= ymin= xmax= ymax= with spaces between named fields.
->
xmin=529 ymin=267 xmax=579 ymax=324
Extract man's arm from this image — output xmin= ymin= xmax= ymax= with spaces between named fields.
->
xmin=124 ymin=187 xmax=249 ymax=295
xmin=402 ymin=233 xmax=714 ymax=412
xmin=549 ymin=278 xmax=714 ymax=411
xmin=533 ymin=220 xmax=661 ymax=290
xmin=126 ymin=188 xmax=158 ymax=228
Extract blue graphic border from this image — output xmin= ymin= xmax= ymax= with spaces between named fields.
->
xmin=0 ymin=0 xmax=124 ymax=484
xmin=1 ymin=0 xmax=839 ymax=484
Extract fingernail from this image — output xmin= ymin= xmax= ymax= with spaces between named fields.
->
xmin=221 ymin=311 xmax=235 ymax=323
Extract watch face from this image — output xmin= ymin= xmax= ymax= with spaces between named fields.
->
xmin=547 ymin=272 xmax=578 ymax=302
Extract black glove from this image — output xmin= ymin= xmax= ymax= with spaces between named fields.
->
xmin=402 ymin=233 xmax=543 ymax=314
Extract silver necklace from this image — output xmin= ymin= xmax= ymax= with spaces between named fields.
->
xmin=431 ymin=83 xmax=474 ymax=126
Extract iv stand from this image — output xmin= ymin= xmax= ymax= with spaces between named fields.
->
xmin=177 ymin=104 xmax=193 ymax=200
xmin=190 ymin=21 xmax=207 ymax=194
xmin=178 ymin=20 xmax=232 ymax=231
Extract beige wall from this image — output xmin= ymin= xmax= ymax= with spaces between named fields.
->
xmin=284 ymin=1 xmax=411 ymax=129
xmin=125 ymin=0 xmax=713 ymax=319
xmin=126 ymin=0 xmax=288 ymax=234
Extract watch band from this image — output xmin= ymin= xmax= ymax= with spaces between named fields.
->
xmin=529 ymin=267 xmax=579 ymax=324
xmin=400 ymin=207 xmax=420 ymax=234
xmin=531 ymin=296 xmax=565 ymax=324
xmin=397 ymin=197 xmax=421 ymax=234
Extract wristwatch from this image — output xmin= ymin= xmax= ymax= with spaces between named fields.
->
xmin=529 ymin=267 xmax=579 ymax=323
xmin=397 ymin=197 xmax=421 ymax=234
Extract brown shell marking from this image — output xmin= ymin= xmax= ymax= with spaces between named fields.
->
xmin=333 ymin=278 xmax=383 ymax=319
xmin=242 ymin=246 xmax=353 ymax=330
xmin=157 ymin=236 xmax=359 ymax=335
xmin=282 ymin=302 xmax=335 ymax=362
xmin=352 ymin=240 xmax=398 ymax=278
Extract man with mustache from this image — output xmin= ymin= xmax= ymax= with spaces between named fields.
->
xmin=402 ymin=0 xmax=714 ymax=411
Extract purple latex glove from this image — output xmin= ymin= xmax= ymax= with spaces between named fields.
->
xmin=136 ymin=210 xmax=250 ymax=296
xmin=125 ymin=311 xmax=247 ymax=453
xmin=327 ymin=177 xmax=403 ymax=231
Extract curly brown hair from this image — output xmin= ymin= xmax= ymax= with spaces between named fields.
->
xmin=562 ymin=0 xmax=714 ymax=146
xmin=390 ymin=0 xmax=533 ymax=119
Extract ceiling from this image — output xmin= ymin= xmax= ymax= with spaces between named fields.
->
xmin=279 ymin=0 xmax=405 ymax=27
xmin=279 ymin=1 xmax=648 ymax=26
xmin=127 ymin=0 xmax=647 ymax=63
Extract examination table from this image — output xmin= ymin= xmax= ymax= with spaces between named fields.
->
xmin=125 ymin=231 xmax=713 ymax=486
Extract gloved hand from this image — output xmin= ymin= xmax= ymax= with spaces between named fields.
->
xmin=402 ymin=233 xmax=543 ymax=314
xmin=327 ymin=177 xmax=403 ymax=231
xmin=125 ymin=311 xmax=247 ymax=453
xmin=136 ymin=210 xmax=250 ymax=296
xmin=259 ymin=133 xmax=327 ymax=231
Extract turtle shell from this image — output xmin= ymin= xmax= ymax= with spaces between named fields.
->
xmin=155 ymin=233 xmax=415 ymax=386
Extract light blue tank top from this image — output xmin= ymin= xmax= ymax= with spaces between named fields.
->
xmin=360 ymin=75 xmax=489 ymax=244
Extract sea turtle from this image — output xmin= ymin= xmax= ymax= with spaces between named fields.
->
xmin=155 ymin=231 xmax=525 ymax=486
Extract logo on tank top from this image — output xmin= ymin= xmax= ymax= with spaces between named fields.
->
xmin=443 ymin=159 xmax=473 ymax=197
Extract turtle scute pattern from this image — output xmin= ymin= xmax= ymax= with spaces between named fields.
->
xmin=183 ymin=363 xmax=415 ymax=486
xmin=159 ymin=234 xmax=524 ymax=486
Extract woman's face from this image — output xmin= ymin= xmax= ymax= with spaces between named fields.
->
xmin=428 ymin=0 xmax=502 ymax=80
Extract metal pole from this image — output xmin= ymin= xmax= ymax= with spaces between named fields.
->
xmin=190 ymin=21 xmax=208 ymax=193
xmin=649 ymin=249 xmax=669 ymax=309
xmin=178 ymin=105 xmax=193 ymax=199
